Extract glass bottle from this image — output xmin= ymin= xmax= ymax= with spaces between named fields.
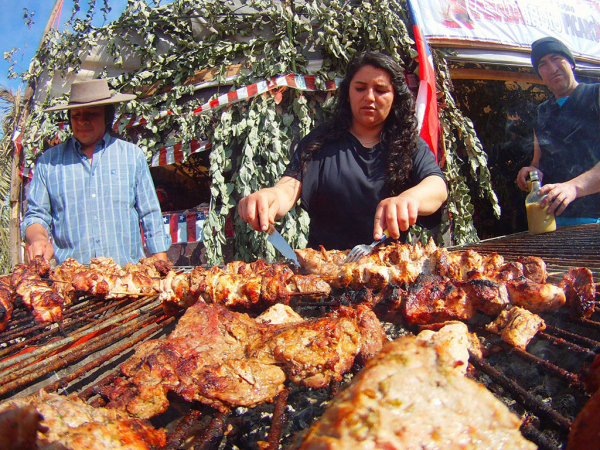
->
xmin=525 ymin=170 xmax=556 ymax=234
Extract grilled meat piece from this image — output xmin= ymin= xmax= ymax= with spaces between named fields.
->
xmin=50 ymin=258 xmax=86 ymax=305
xmin=430 ymin=248 xmax=484 ymax=280
xmin=26 ymin=255 xmax=51 ymax=278
xmin=516 ymin=255 xmax=548 ymax=283
xmin=0 ymin=281 xmax=15 ymax=332
xmin=297 ymin=336 xmax=536 ymax=450
xmin=102 ymin=301 xmax=383 ymax=417
xmin=134 ymin=255 xmax=173 ymax=277
xmin=16 ymin=275 xmax=64 ymax=323
xmin=402 ymin=274 xmax=474 ymax=326
xmin=159 ymin=270 xmax=195 ymax=312
xmin=295 ymin=247 xmax=348 ymax=277
xmin=560 ymin=267 xmax=596 ymax=318
xmin=101 ymin=301 xmax=285 ymax=416
xmin=0 ymin=392 xmax=166 ymax=450
xmin=506 ymin=278 xmax=566 ymax=313
xmin=255 ymin=303 xmax=304 ymax=325
xmin=0 ymin=405 xmax=46 ymax=450
xmin=416 ymin=321 xmax=482 ymax=375
xmin=456 ymin=277 xmax=510 ymax=316
xmin=486 ymin=306 xmax=546 ymax=350
xmin=566 ymin=388 xmax=600 ymax=450
xmin=490 ymin=261 xmax=525 ymax=282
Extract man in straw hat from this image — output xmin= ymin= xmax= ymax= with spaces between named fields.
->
xmin=516 ymin=36 xmax=600 ymax=227
xmin=21 ymin=79 xmax=171 ymax=266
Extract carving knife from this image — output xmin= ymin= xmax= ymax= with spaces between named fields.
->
xmin=267 ymin=225 xmax=300 ymax=266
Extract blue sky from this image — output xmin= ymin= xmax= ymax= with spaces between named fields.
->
xmin=0 ymin=0 xmax=174 ymax=93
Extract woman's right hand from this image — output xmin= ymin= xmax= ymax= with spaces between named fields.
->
xmin=239 ymin=177 xmax=302 ymax=232
xmin=238 ymin=189 xmax=281 ymax=232
xmin=516 ymin=166 xmax=543 ymax=191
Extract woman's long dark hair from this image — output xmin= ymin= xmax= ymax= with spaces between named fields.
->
xmin=300 ymin=51 xmax=419 ymax=196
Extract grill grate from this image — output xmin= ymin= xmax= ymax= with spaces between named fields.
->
xmin=1 ymin=224 xmax=599 ymax=449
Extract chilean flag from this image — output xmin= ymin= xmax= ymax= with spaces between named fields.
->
xmin=408 ymin=1 xmax=439 ymax=163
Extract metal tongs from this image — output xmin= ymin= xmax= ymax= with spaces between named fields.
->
xmin=344 ymin=229 xmax=390 ymax=263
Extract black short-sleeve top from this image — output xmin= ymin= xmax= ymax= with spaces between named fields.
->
xmin=535 ymin=82 xmax=600 ymax=218
xmin=283 ymin=129 xmax=445 ymax=250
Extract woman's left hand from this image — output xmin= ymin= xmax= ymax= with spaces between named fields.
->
xmin=373 ymin=195 xmax=420 ymax=240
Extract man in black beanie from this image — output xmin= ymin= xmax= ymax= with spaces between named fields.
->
xmin=516 ymin=36 xmax=600 ymax=227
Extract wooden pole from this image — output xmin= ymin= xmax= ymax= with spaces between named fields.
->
xmin=38 ymin=0 xmax=64 ymax=52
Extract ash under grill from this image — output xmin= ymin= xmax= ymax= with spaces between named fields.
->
xmin=1 ymin=224 xmax=599 ymax=449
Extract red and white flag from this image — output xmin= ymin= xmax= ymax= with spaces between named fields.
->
xmin=409 ymin=1 xmax=439 ymax=163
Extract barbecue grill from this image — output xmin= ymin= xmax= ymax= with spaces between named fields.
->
xmin=1 ymin=223 xmax=599 ymax=449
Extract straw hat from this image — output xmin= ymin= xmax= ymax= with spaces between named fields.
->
xmin=44 ymin=79 xmax=136 ymax=112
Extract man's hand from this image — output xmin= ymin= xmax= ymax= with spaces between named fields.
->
xmin=373 ymin=196 xmax=420 ymax=240
xmin=24 ymin=224 xmax=54 ymax=263
xmin=538 ymin=183 xmax=578 ymax=216
xmin=516 ymin=166 xmax=543 ymax=191
xmin=25 ymin=239 xmax=54 ymax=263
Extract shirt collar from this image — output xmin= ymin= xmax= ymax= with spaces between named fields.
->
xmin=73 ymin=132 xmax=111 ymax=156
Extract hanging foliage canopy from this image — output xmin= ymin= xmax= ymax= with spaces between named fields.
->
xmin=14 ymin=0 xmax=499 ymax=265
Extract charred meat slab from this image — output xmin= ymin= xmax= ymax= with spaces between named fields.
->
xmin=101 ymin=301 xmax=384 ymax=418
xmin=296 ymin=335 xmax=536 ymax=450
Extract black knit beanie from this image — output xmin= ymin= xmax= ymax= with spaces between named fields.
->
xmin=531 ymin=37 xmax=576 ymax=77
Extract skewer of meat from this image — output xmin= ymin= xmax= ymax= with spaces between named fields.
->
xmin=296 ymin=239 xmax=439 ymax=290
xmin=159 ymin=262 xmax=331 ymax=312
xmin=68 ymin=256 xmax=172 ymax=300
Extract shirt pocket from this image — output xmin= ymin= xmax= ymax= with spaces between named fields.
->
xmin=106 ymin=164 xmax=136 ymax=208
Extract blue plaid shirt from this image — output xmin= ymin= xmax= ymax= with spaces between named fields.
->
xmin=21 ymin=133 xmax=171 ymax=266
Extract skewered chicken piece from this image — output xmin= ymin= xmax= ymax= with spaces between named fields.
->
xmin=15 ymin=273 xmax=64 ymax=323
xmin=486 ymin=306 xmax=546 ymax=350
xmin=505 ymin=278 xmax=566 ymax=313
xmin=0 ymin=281 xmax=15 ymax=332
xmin=456 ymin=277 xmax=510 ymax=316
xmin=126 ymin=255 xmax=173 ymax=278
xmin=101 ymin=301 xmax=384 ymax=418
xmin=297 ymin=334 xmax=536 ymax=450
xmin=0 ymin=391 xmax=166 ymax=450
xmin=49 ymin=257 xmax=86 ymax=305
xmin=560 ymin=267 xmax=596 ymax=318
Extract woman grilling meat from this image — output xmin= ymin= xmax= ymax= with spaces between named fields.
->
xmin=239 ymin=51 xmax=447 ymax=250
